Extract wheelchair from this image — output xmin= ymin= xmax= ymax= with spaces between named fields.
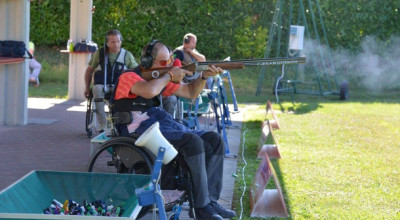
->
xmin=85 ymin=88 xmax=113 ymax=138
xmin=86 ymin=99 xmax=196 ymax=219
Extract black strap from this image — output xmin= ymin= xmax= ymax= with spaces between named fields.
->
xmin=26 ymin=49 xmax=33 ymax=59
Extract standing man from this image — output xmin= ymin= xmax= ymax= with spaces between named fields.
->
xmin=174 ymin=33 xmax=209 ymax=84
xmin=161 ymin=33 xmax=207 ymax=117
xmin=84 ymin=29 xmax=138 ymax=133
xmin=172 ymin=33 xmax=214 ymax=118
xmin=174 ymin=33 xmax=206 ymax=67
xmin=113 ymin=40 xmax=236 ymax=220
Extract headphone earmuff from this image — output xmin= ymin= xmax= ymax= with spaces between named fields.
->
xmin=184 ymin=36 xmax=190 ymax=44
xmin=141 ymin=39 xmax=158 ymax=69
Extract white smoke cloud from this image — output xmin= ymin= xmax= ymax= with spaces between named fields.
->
xmin=355 ymin=36 xmax=400 ymax=91
xmin=302 ymin=36 xmax=400 ymax=92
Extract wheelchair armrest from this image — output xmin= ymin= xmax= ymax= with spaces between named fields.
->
xmin=129 ymin=132 xmax=141 ymax=139
xmin=113 ymin=111 xmax=133 ymax=125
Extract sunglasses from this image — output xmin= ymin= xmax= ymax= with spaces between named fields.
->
xmin=156 ymin=55 xmax=173 ymax=66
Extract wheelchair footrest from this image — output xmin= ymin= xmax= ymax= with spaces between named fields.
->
xmin=136 ymin=186 xmax=158 ymax=206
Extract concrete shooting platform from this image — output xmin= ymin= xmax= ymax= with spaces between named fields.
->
xmin=0 ymin=97 xmax=243 ymax=219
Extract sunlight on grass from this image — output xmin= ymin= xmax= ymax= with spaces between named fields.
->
xmin=35 ymin=45 xmax=69 ymax=84
xmin=29 ymin=82 xmax=68 ymax=99
xmin=28 ymin=46 xmax=69 ymax=99
xmin=234 ymin=97 xmax=400 ymax=219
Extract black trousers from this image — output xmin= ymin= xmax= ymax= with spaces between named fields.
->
xmin=169 ymin=131 xmax=225 ymax=208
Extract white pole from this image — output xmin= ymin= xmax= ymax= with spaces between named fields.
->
xmin=68 ymin=0 xmax=93 ymax=101
xmin=0 ymin=0 xmax=30 ymax=125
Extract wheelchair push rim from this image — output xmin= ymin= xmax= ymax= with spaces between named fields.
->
xmin=87 ymin=136 xmax=189 ymax=214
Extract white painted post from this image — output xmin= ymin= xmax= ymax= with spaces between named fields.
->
xmin=0 ymin=0 xmax=30 ymax=125
xmin=68 ymin=0 xmax=93 ymax=101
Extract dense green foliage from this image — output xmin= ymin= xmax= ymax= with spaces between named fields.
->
xmin=30 ymin=1 xmax=70 ymax=46
xmin=30 ymin=0 xmax=400 ymax=59
xmin=30 ymin=0 xmax=271 ymax=59
xmin=30 ymin=0 xmax=400 ymax=90
xmin=321 ymin=0 xmax=400 ymax=51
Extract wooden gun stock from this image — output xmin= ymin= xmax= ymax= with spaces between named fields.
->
xmin=139 ymin=56 xmax=306 ymax=81
xmin=139 ymin=64 xmax=197 ymax=81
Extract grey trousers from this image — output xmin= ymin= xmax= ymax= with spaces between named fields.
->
xmin=169 ymin=131 xmax=225 ymax=208
xmin=91 ymin=84 xmax=113 ymax=130
xmin=29 ymin=58 xmax=41 ymax=84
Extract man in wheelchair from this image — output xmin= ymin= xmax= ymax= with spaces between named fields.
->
xmin=112 ymin=40 xmax=236 ymax=220
xmin=84 ymin=29 xmax=138 ymax=132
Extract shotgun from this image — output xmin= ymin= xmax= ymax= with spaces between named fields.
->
xmin=140 ymin=56 xmax=306 ymax=81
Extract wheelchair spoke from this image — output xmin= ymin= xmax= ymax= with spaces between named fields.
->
xmin=163 ymin=190 xmax=185 ymax=204
xmin=89 ymin=147 xmax=117 ymax=173
xmin=163 ymin=190 xmax=187 ymax=212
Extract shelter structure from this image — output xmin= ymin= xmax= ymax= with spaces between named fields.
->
xmin=0 ymin=0 xmax=93 ymax=126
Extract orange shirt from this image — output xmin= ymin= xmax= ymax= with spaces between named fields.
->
xmin=114 ymin=72 xmax=180 ymax=100
xmin=114 ymin=59 xmax=182 ymax=100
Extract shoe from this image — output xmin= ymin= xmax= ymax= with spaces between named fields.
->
xmin=29 ymin=78 xmax=39 ymax=87
xmin=97 ymin=125 xmax=105 ymax=134
xmin=210 ymin=201 xmax=236 ymax=218
xmin=28 ymin=79 xmax=36 ymax=87
xmin=191 ymin=203 xmax=223 ymax=220
xmin=29 ymin=77 xmax=36 ymax=83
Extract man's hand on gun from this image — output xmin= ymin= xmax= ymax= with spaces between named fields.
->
xmin=168 ymin=65 xmax=222 ymax=83
xmin=202 ymin=65 xmax=224 ymax=78
xmin=169 ymin=66 xmax=192 ymax=83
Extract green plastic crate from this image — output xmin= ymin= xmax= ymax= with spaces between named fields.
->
xmin=0 ymin=170 xmax=150 ymax=219
xmin=181 ymin=92 xmax=212 ymax=116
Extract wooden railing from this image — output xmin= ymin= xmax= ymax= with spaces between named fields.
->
xmin=0 ymin=57 xmax=25 ymax=65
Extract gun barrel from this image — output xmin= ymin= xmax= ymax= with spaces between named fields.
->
xmin=242 ymin=57 xmax=306 ymax=66
xmin=140 ymin=56 xmax=307 ymax=80
xmin=196 ymin=56 xmax=306 ymax=71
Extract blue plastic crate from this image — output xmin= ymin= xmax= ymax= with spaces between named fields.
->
xmin=0 ymin=170 xmax=150 ymax=219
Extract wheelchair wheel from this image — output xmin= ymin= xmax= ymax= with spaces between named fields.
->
xmin=163 ymin=188 xmax=188 ymax=212
xmin=339 ymin=81 xmax=349 ymax=100
xmin=87 ymin=136 xmax=190 ymax=215
xmin=162 ymin=158 xmax=191 ymax=212
xmin=87 ymin=136 xmax=154 ymax=218
xmin=87 ymin=136 xmax=154 ymax=174
xmin=85 ymin=93 xmax=95 ymax=138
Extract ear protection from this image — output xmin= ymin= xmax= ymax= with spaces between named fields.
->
xmin=184 ymin=36 xmax=190 ymax=44
xmin=141 ymin=39 xmax=158 ymax=69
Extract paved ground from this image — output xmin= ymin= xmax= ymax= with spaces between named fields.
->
xmin=0 ymin=97 xmax=243 ymax=219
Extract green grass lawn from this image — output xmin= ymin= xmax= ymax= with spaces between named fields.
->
xmin=233 ymin=90 xmax=400 ymax=219
xmin=29 ymin=82 xmax=68 ymax=99
xmin=30 ymin=46 xmax=400 ymax=219
xmin=28 ymin=45 xmax=69 ymax=99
